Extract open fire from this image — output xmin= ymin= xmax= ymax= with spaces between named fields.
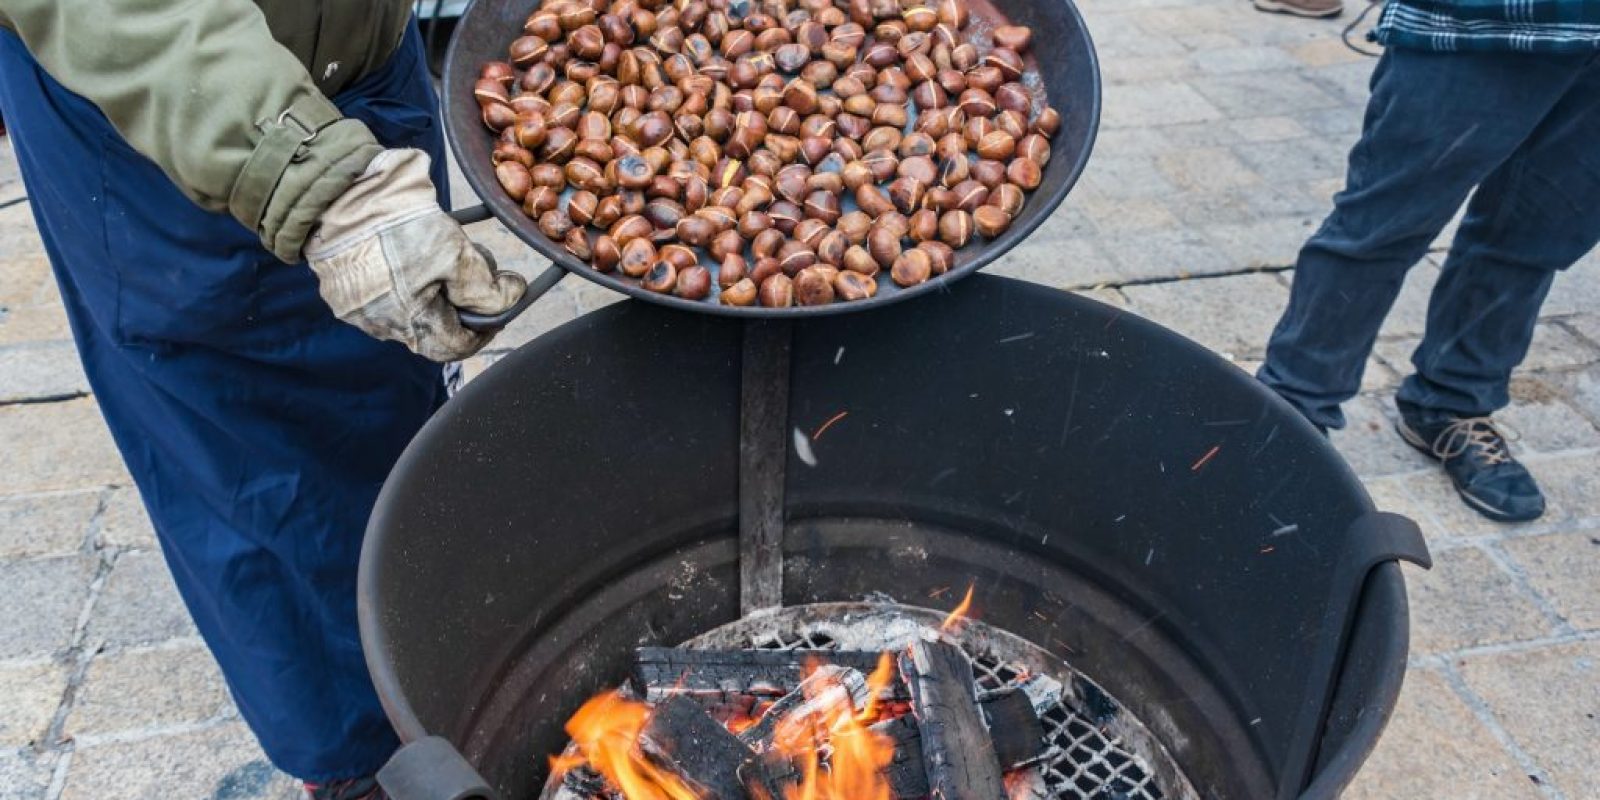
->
xmin=545 ymin=588 xmax=1060 ymax=800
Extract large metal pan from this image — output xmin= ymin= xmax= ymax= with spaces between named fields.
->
xmin=444 ymin=0 xmax=1100 ymax=326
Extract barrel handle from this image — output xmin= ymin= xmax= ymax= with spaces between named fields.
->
xmin=377 ymin=736 xmax=498 ymax=800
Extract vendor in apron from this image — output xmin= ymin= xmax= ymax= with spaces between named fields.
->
xmin=0 ymin=2 xmax=526 ymax=797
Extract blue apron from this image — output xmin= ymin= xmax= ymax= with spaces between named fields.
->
xmin=0 ymin=23 xmax=447 ymax=782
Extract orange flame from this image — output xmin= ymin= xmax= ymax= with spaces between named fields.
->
xmin=858 ymin=652 xmax=895 ymax=723
xmin=774 ymin=656 xmax=898 ymax=800
xmin=552 ymin=655 xmax=900 ymax=800
xmin=549 ymin=690 xmax=703 ymax=800
xmin=940 ymin=583 xmax=976 ymax=632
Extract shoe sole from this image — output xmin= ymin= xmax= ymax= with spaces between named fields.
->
xmin=1252 ymin=0 xmax=1344 ymax=18
xmin=1394 ymin=419 xmax=1542 ymax=523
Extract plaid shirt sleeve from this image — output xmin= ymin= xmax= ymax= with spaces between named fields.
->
xmin=1374 ymin=0 xmax=1600 ymax=53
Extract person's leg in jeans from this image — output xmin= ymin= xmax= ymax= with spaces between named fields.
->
xmin=1256 ymin=48 xmax=1590 ymax=430
xmin=1399 ymin=55 xmax=1600 ymax=420
xmin=1377 ymin=54 xmax=1600 ymax=521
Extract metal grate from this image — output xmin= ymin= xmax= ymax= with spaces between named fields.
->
xmin=749 ymin=622 xmax=1167 ymax=800
xmin=542 ymin=604 xmax=1195 ymax=800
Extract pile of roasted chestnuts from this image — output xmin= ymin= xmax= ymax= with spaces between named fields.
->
xmin=477 ymin=0 xmax=1060 ymax=307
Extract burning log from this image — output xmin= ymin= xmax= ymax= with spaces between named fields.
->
xmin=632 ymin=647 xmax=900 ymax=701
xmin=978 ymin=687 xmax=1048 ymax=773
xmin=735 ymin=664 xmax=872 ymax=747
xmin=898 ymin=637 xmax=1008 ymax=800
xmin=640 ymin=696 xmax=785 ymax=800
xmin=874 ymin=688 xmax=1047 ymax=799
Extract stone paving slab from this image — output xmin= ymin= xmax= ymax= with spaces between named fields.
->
xmin=1404 ymin=547 xmax=1560 ymax=656
xmin=0 ymin=660 xmax=67 ymax=748
xmin=84 ymin=551 xmax=197 ymax=650
xmin=1495 ymin=378 xmax=1600 ymax=455
xmin=1122 ymin=272 xmax=1290 ymax=360
xmin=1457 ymin=641 xmax=1600 ymax=799
xmin=0 ymin=400 xmax=127 ymax=496
xmin=59 ymin=722 xmax=299 ymax=800
xmin=0 ymin=252 xmax=51 ymax=308
xmin=0 ymin=342 xmax=89 ymax=404
xmin=0 ymin=204 xmax=40 ymax=263
xmin=1499 ymin=529 xmax=1600 ymax=631
xmin=69 ymin=643 xmax=232 ymax=739
xmin=93 ymin=489 xmax=156 ymax=552
xmin=982 ymin=238 xmax=1115 ymax=291
xmin=0 ymin=492 xmax=96 ymax=561
xmin=0 ymin=303 xmax=72 ymax=348
xmin=1564 ymin=312 xmax=1600 ymax=347
xmin=1325 ymin=395 xmax=1435 ymax=478
xmin=0 ymin=748 xmax=56 ymax=800
xmin=1344 ymin=668 xmax=1543 ymax=800
xmin=1541 ymin=362 xmax=1600 ymax=426
xmin=0 ymin=138 xmax=25 ymax=206
xmin=0 ymin=556 xmax=96 ymax=661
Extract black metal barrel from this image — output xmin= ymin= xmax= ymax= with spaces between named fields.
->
xmin=358 ymin=277 xmax=1429 ymax=800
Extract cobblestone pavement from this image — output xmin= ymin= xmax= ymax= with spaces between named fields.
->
xmin=3 ymin=1 xmax=1598 ymax=798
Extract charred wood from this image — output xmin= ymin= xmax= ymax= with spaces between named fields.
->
xmin=640 ymin=696 xmax=785 ymax=800
xmin=899 ymin=638 xmax=1008 ymax=800
xmin=873 ymin=688 xmax=1047 ymax=799
xmin=632 ymin=647 xmax=902 ymax=701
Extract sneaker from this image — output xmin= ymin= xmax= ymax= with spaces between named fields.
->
xmin=304 ymin=777 xmax=386 ymax=800
xmin=1395 ymin=403 xmax=1545 ymax=522
xmin=1252 ymin=0 xmax=1344 ymax=18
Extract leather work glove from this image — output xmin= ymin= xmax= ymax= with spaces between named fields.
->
xmin=304 ymin=149 xmax=526 ymax=362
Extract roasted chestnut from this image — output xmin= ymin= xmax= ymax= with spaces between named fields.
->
xmin=867 ymin=226 xmax=902 ymax=268
xmin=642 ymin=260 xmax=678 ymax=293
xmin=973 ymin=205 xmax=1011 ymax=238
xmin=938 ymin=209 xmax=973 ymax=248
xmin=759 ymin=273 xmax=794 ymax=307
xmin=890 ymin=248 xmax=932 ymax=286
xmin=794 ymin=267 xmax=836 ymax=306
xmin=722 ymin=277 xmax=758 ymax=305
xmin=675 ymin=265 xmax=712 ymax=299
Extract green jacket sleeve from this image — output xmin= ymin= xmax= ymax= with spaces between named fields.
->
xmin=0 ymin=0 xmax=384 ymax=262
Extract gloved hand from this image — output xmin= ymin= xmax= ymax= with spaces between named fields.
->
xmin=304 ymin=148 xmax=526 ymax=362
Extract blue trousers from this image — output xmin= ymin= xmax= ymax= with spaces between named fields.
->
xmin=0 ymin=25 xmax=447 ymax=781
xmin=1258 ymin=47 xmax=1600 ymax=430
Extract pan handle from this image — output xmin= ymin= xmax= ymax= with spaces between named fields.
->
xmin=448 ymin=204 xmax=495 ymax=226
xmin=448 ymin=204 xmax=569 ymax=334
xmin=459 ymin=264 xmax=566 ymax=333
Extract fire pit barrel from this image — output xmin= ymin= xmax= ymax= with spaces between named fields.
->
xmin=359 ymin=276 xmax=1428 ymax=800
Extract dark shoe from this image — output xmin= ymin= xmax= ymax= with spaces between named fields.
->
xmin=1395 ymin=403 xmax=1545 ymax=522
xmin=1252 ymin=0 xmax=1343 ymax=17
xmin=304 ymin=777 xmax=386 ymax=800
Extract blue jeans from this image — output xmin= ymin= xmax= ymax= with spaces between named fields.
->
xmin=0 ymin=24 xmax=446 ymax=781
xmin=1258 ymin=47 xmax=1600 ymax=429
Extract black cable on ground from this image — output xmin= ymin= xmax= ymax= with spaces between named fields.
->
xmin=1342 ymin=0 xmax=1385 ymax=57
